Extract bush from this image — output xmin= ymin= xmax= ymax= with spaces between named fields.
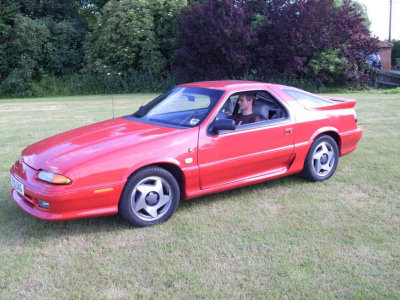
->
xmin=175 ymin=0 xmax=253 ymax=82
xmin=175 ymin=0 xmax=378 ymax=87
xmin=83 ymin=0 xmax=186 ymax=76
xmin=0 ymin=72 xmax=177 ymax=98
xmin=0 ymin=14 xmax=85 ymax=96
xmin=308 ymin=49 xmax=350 ymax=87
xmin=0 ymin=0 xmax=380 ymax=98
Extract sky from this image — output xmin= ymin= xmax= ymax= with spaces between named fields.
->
xmin=357 ymin=0 xmax=400 ymax=41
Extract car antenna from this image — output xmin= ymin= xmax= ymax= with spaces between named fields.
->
xmin=107 ymin=72 xmax=115 ymax=119
xmin=112 ymin=94 xmax=115 ymax=119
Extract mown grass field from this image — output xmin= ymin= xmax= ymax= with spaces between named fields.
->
xmin=0 ymin=91 xmax=399 ymax=299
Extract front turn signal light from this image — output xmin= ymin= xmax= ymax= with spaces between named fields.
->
xmin=37 ymin=170 xmax=72 ymax=185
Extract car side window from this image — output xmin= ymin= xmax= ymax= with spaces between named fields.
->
xmin=256 ymin=92 xmax=288 ymax=120
xmin=282 ymin=89 xmax=333 ymax=108
xmin=216 ymin=95 xmax=238 ymax=119
xmin=215 ymin=91 xmax=288 ymax=128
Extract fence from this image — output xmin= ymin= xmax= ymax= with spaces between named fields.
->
xmin=376 ymin=70 xmax=400 ymax=88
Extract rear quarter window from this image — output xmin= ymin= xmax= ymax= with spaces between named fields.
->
xmin=282 ymin=89 xmax=333 ymax=108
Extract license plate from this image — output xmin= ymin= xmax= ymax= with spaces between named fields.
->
xmin=11 ymin=174 xmax=24 ymax=196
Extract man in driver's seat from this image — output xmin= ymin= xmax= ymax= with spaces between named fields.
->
xmin=228 ymin=93 xmax=260 ymax=125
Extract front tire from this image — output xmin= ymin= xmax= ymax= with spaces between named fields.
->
xmin=119 ymin=166 xmax=180 ymax=227
xmin=302 ymin=135 xmax=339 ymax=182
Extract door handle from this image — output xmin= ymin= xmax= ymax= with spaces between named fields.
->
xmin=284 ymin=128 xmax=293 ymax=135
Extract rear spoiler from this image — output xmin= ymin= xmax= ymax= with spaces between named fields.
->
xmin=314 ymin=97 xmax=357 ymax=110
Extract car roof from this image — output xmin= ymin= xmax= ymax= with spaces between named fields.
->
xmin=178 ymin=80 xmax=286 ymax=92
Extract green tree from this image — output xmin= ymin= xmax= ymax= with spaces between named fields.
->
xmin=79 ymin=0 xmax=110 ymax=28
xmin=44 ymin=20 xmax=85 ymax=76
xmin=16 ymin=0 xmax=82 ymax=22
xmin=0 ymin=1 xmax=19 ymax=79
xmin=335 ymin=0 xmax=371 ymax=28
xmin=0 ymin=15 xmax=85 ymax=95
xmin=0 ymin=15 xmax=51 ymax=94
xmin=392 ymin=40 xmax=400 ymax=68
xmin=149 ymin=0 xmax=186 ymax=71
xmin=352 ymin=1 xmax=371 ymax=28
xmin=84 ymin=0 xmax=185 ymax=76
xmin=0 ymin=0 xmax=88 ymax=95
xmin=308 ymin=49 xmax=349 ymax=86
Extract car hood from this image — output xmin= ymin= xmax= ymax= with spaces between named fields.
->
xmin=22 ymin=117 xmax=182 ymax=173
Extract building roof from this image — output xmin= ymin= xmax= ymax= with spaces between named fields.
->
xmin=378 ymin=41 xmax=393 ymax=48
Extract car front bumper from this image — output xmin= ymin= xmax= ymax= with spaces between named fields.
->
xmin=10 ymin=160 xmax=124 ymax=221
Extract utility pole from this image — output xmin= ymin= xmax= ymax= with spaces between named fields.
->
xmin=389 ymin=0 xmax=392 ymax=42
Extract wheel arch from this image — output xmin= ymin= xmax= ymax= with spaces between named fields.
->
xmin=123 ymin=162 xmax=185 ymax=195
xmin=153 ymin=163 xmax=184 ymax=189
xmin=319 ymin=131 xmax=341 ymax=152
xmin=310 ymin=128 xmax=341 ymax=153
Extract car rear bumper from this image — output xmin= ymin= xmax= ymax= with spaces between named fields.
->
xmin=339 ymin=128 xmax=363 ymax=156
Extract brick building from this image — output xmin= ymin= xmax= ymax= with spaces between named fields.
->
xmin=378 ymin=41 xmax=393 ymax=71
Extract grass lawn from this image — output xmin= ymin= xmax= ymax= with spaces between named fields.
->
xmin=0 ymin=91 xmax=399 ymax=299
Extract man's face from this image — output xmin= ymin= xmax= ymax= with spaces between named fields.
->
xmin=238 ymin=94 xmax=252 ymax=111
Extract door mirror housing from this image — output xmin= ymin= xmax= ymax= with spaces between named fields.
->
xmin=209 ymin=118 xmax=236 ymax=134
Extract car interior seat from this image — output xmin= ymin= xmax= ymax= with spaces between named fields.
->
xmin=253 ymin=101 xmax=269 ymax=120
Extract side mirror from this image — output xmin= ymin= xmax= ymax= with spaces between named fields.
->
xmin=209 ymin=118 xmax=236 ymax=134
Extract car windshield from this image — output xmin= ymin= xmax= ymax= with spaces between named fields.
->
xmin=131 ymin=87 xmax=224 ymax=128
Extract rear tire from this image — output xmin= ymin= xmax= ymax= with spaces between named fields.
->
xmin=119 ymin=166 xmax=180 ymax=227
xmin=302 ymin=135 xmax=339 ymax=182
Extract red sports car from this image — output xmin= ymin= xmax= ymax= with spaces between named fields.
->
xmin=10 ymin=81 xmax=362 ymax=227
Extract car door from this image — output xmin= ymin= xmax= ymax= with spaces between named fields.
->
xmin=197 ymin=96 xmax=295 ymax=190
